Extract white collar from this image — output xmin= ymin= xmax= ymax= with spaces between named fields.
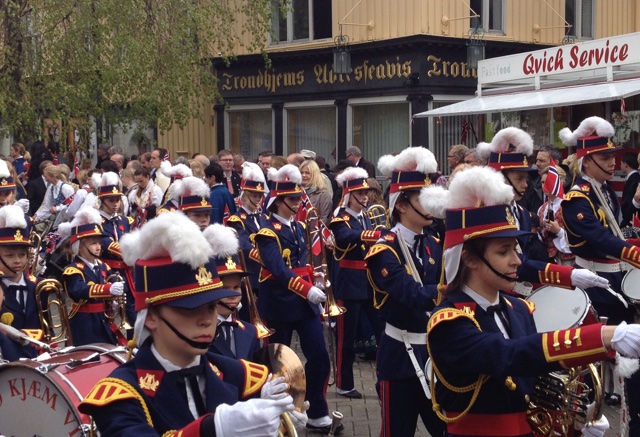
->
xmin=78 ymin=256 xmax=98 ymax=269
xmin=272 ymin=213 xmax=293 ymax=227
xmin=392 ymin=223 xmax=419 ymax=245
xmin=2 ymin=274 xmax=26 ymax=287
xmin=217 ymin=314 xmax=234 ymax=323
xmin=151 ymin=343 xmax=200 ymax=372
xmin=461 ymin=285 xmax=499 ymax=311
xmin=345 ymin=206 xmax=363 ymax=219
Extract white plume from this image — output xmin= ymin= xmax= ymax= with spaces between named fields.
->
xmin=91 ymin=172 xmax=102 ymax=189
xmin=419 ymin=186 xmax=450 ymax=219
xmin=448 ymin=166 xmax=514 ymax=208
xmin=0 ymin=160 xmax=10 ymax=178
xmin=163 ymin=163 xmax=192 ymax=179
xmin=100 ymin=171 xmax=120 ymax=187
xmin=336 ymin=167 xmax=368 ymax=186
xmin=120 ymin=211 xmax=213 ymax=268
xmin=559 ymin=116 xmax=615 ymax=147
xmin=616 ymin=354 xmax=640 ymax=379
xmin=489 ymin=127 xmax=534 ymax=156
xmin=377 ymin=147 xmax=438 ymax=177
xmin=57 ymin=206 xmax=102 ymax=239
xmin=242 ymin=162 xmax=266 ymax=184
xmin=203 ymin=223 xmax=239 ymax=258
xmin=160 ymin=160 xmax=172 ymax=175
xmin=167 ymin=179 xmax=183 ymax=201
xmin=377 ymin=154 xmax=396 ymax=177
xmin=476 ymin=141 xmax=493 ymax=161
xmin=0 ymin=205 xmax=26 ymax=229
xmin=172 ymin=176 xmax=210 ymax=198
xmin=267 ymin=164 xmax=302 ymax=184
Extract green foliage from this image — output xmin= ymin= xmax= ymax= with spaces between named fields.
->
xmin=0 ymin=0 xmax=280 ymax=143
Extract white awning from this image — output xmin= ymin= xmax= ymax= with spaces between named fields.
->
xmin=413 ymin=77 xmax=640 ymax=118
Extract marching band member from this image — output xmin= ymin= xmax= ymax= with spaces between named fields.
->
xmin=0 ymin=205 xmax=41 ymax=333
xmin=252 ymin=164 xmax=340 ymax=434
xmin=59 ymin=207 xmax=125 ymax=346
xmin=364 ymin=147 xmax=445 ymax=437
xmin=176 ymin=176 xmax=212 ymax=231
xmin=477 ymin=127 xmax=609 ymax=293
xmin=329 ymin=167 xmax=385 ymax=399
xmin=207 ymin=224 xmax=261 ymax=361
xmin=0 ymin=284 xmax=37 ymax=360
xmin=226 ymin=162 xmax=268 ymax=322
xmin=128 ymin=167 xmax=163 ymax=225
xmin=560 ymin=116 xmax=640 ymax=432
xmin=79 ymin=212 xmax=306 ymax=436
xmin=420 ymin=165 xmax=640 ymax=437
xmin=96 ymin=171 xmax=136 ymax=330
xmin=158 ymin=162 xmax=193 ymax=213
xmin=0 ymin=160 xmax=28 ymax=212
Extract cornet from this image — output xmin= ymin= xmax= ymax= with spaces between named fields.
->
xmin=367 ymin=204 xmax=390 ymax=230
xmin=35 ymin=278 xmax=73 ymax=347
xmin=104 ymin=273 xmax=132 ymax=330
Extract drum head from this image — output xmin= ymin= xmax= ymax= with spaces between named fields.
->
xmin=622 ymin=269 xmax=640 ymax=301
xmin=526 ymin=286 xmax=590 ymax=332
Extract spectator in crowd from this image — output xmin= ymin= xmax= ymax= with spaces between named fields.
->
xmin=300 ymin=160 xmax=332 ymax=224
xmin=95 ymin=143 xmax=111 ymax=168
xmin=110 ymin=153 xmax=125 ymax=176
xmin=446 ymin=144 xmax=469 ymax=172
xmin=27 ymin=159 xmax=53 ymax=216
xmin=218 ymin=149 xmax=241 ymax=198
xmin=621 ymin=152 xmax=640 ymax=228
xmin=258 ymin=151 xmax=273 ymax=175
xmin=189 ymin=159 xmax=205 ymax=179
xmin=520 ymin=144 xmax=562 ymax=215
xmin=149 ymin=148 xmax=170 ymax=193
xmin=205 ymin=163 xmax=236 ymax=224
xmin=9 ymin=143 xmax=27 ymax=181
xmin=139 ymin=152 xmax=152 ymax=171
xmin=271 ymin=155 xmax=287 ymax=170
xmin=287 ymin=153 xmax=305 ymax=167
xmin=463 ymin=149 xmax=484 ymax=166
xmin=27 ymin=141 xmax=54 ymax=182
xmin=192 ymin=153 xmax=210 ymax=168
xmin=301 ymin=149 xmax=333 ymax=198
xmin=234 ymin=154 xmax=245 ymax=174
xmin=345 ymin=146 xmax=375 ymax=178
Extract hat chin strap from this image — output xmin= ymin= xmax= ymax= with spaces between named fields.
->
xmin=282 ymin=198 xmax=299 ymax=216
xmin=587 ymin=155 xmax=615 ymax=177
xmin=408 ymin=199 xmax=433 ymax=221
xmin=503 ymin=172 xmax=524 ymax=198
xmin=159 ymin=315 xmax=212 ymax=350
xmin=217 ymin=301 xmax=236 ymax=312
xmin=0 ymin=254 xmax=18 ymax=276
xmin=478 ymin=253 xmax=518 ymax=283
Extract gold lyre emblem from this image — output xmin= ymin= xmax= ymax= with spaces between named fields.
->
xmin=111 ymin=187 xmax=119 ymax=194
xmin=0 ymin=178 xmax=7 ymax=186
xmin=362 ymin=180 xmax=369 ymax=188
xmin=195 ymin=265 xmax=213 ymax=286
xmin=200 ymin=197 xmax=208 ymax=206
xmin=139 ymin=373 xmax=160 ymax=392
xmin=505 ymin=207 xmax=516 ymax=226
xmin=462 ymin=305 xmax=475 ymax=318
xmin=14 ymin=230 xmax=23 ymax=242
xmin=225 ymin=256 xmax=237 ymax=271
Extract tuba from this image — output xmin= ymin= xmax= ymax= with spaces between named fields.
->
xmin=35 ymin=278 xmax=73 ymax=346
xmin=367 ymin=204 xmax=390 ymax=230
xmin=104 ymin=273 xmax=132 ymax=331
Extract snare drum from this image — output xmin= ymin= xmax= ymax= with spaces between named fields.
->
xmin=525 ymin=286 xmax=598 ymax=332
xmin=0 ymin=343 xmax=126 ymax=436
xmin=622 ymin=269 xmax=640 ymax=306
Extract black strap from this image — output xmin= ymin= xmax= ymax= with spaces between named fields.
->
xmin=176 ymin=367 xmax=207 ymax=417
xmin=486 ymin=301 xmax=511 ymax=336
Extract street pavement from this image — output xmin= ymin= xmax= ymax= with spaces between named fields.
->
xmin=292 ymin=334 xmax=623 ymax=437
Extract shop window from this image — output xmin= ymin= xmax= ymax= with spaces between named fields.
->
xmin=565 ymin=0 xmax=594 ymax=39
xmin=228 ymin=110 xmax=272 ymax=160
xmin=470 ymin=0 xmax=504 ymax=33
xmin=431 ymin=102 xmax=481 ymax=175
xmin=287 ymin=107 xmax=336 ymax=163
xmin=271 ymin=0 xmax=332 ymax=44
xmin=352 ymin=103 xmax=410 ymax=177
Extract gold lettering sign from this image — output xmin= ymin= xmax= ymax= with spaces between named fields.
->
xmin=426 ymin=55 xmax=478 ymax=79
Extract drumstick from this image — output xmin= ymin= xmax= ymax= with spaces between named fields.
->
xmin=0 ymin=322 xmax=51 ymax=351
xmin=605 ymin=287 xmax=629 ymax=308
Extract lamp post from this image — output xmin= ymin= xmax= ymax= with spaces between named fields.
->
xmin=333 ymin=27 xmax=351 ymax=74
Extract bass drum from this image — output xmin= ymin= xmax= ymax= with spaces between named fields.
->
xmin=622 ymin=269 xmax=640 ymax=307
xmin=525 ymin=286 xmax=598 ymax=332
xmin=0 ymin=343 xmax=126 ymax=436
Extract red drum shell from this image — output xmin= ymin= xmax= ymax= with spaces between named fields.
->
xmin=525 ymin=286 xmax=596 ymax=332
xmin=0 ymin=343 xmax=126 ymax=436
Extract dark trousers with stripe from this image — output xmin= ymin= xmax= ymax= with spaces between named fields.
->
xmin=336 ymin=298 xmax=384 ymax=391
xmin=267 ymin=316 xmax=330 ymax=419
xmin=377 ymin=377 xmax=445 ymax=437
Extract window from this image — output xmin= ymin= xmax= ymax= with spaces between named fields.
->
xmin=286 ymin=106 xmax=336 ymax=161
xmin=470 ymin=0 xmax=504 ymax=33
xmin=430 ymin=102 xmax=479 ymax=175
xmin=227 ymin=110 xmax=272 ymax=160
xmin=271 ymin=0 xmax=332 ymax=44
xmin=565 ymin=0 xmax=594 ymax=39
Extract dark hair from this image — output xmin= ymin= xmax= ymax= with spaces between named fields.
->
xmin=28 ymin=141 xmax=54 ymax=179
xmin=155 ymin=147 xmax=168 ymax=159
xmin=140 ymin=152 xmax=152 ymax=162
xmin=134 ymin=167 xmax=151 ymax=178
xmin=536 ymin=145 xmax=562 ymax=163
xmin=446 ymin=238 xmax=492 ymax=294
xmin=99 ymin=159 xmax=119 ymax=173
xmin=258 ymin=151 xmax=273 ymax=158
xmin=204 ymin=163 xmax=224 ymax=182
xmin=622 ymin=152 xmax=640 ymax=170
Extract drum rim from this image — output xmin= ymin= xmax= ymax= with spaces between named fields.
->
xmin=525 ymin=285 xmax=591 ymax=331
xmin=622 ymin=269 xmax=640 ymax=301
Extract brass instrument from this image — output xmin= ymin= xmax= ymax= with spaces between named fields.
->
xmin=35 ymin=278 xmax=73 ymax=347
xmin=260 ymin=343 xmax=306 ymax=437
xmin=28 ymin=230 xmax=42 ymax=273
xmin=234 ymin=234 xmax=275 ymax=339
xmin=104 ymin=273 xmax=133 ymax=330
xmin=367 ymin=203 xmax=390 ymax=230
xmin=327 ymin=411 xmax=344 ymax=437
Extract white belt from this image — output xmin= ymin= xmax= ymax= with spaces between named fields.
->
xmin=575 ymin=256 xmax=622 ymax=273
xmin=384 ymin=323 xmax=427 ymax=344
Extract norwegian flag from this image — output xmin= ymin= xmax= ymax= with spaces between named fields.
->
xmin=163 ymin=151 xmax=171 ymax=162
xmin=543 ymin=158 xmax=565 ymax=198
xmin=223 ymin=203 xmax=230 ymax=225
xmin=460 ymin=119 xmax=472 ymax=142
xmin=295 ymin=191 xmax=334 ymax=253
xmin=621 ymin=98 xmax=627 ymax=116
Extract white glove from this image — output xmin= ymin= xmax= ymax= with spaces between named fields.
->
xmin=580 ymin=415 xmax=609 ymax=437
xmin=611 ymin=322 xmax=640 ymax=358
xmin=307 ymin=286 xmax=326 ymax=305
xmin=289 ymin=401 xmax=310 ymax=431
xmin=14 ymin=198 xmax=29 ymax=214
xmin=570 ymin=269 xmax=610 ymax=289
xmin=260 ymin=374 xmax=289 ymax=400
xmin=110 ymin=281 xmax=125 ymax=296
xmin=314 ymin=272 xmax=326 ymax=290
xmin=214 ymin=396 xmax=294 ymax=437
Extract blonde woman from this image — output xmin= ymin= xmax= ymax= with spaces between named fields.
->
xmin=300 ymin=159 xmax=332 ymax=224
xmin=34 ymin=165 xmax=75 ymax=226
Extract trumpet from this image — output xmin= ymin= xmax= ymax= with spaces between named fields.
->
xmin=35 ymin=278 xmax=73 ymax=347
xmin=104 ymin=273 xmax=132 ymax=330
xmin=367 ymin=204 xmax=390 ymax=230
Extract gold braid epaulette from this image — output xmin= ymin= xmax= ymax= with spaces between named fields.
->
xmin=426 ymin=308 xmax=490 ymax=424
xmin=82 ymin=377 xmax=153 ymax=426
